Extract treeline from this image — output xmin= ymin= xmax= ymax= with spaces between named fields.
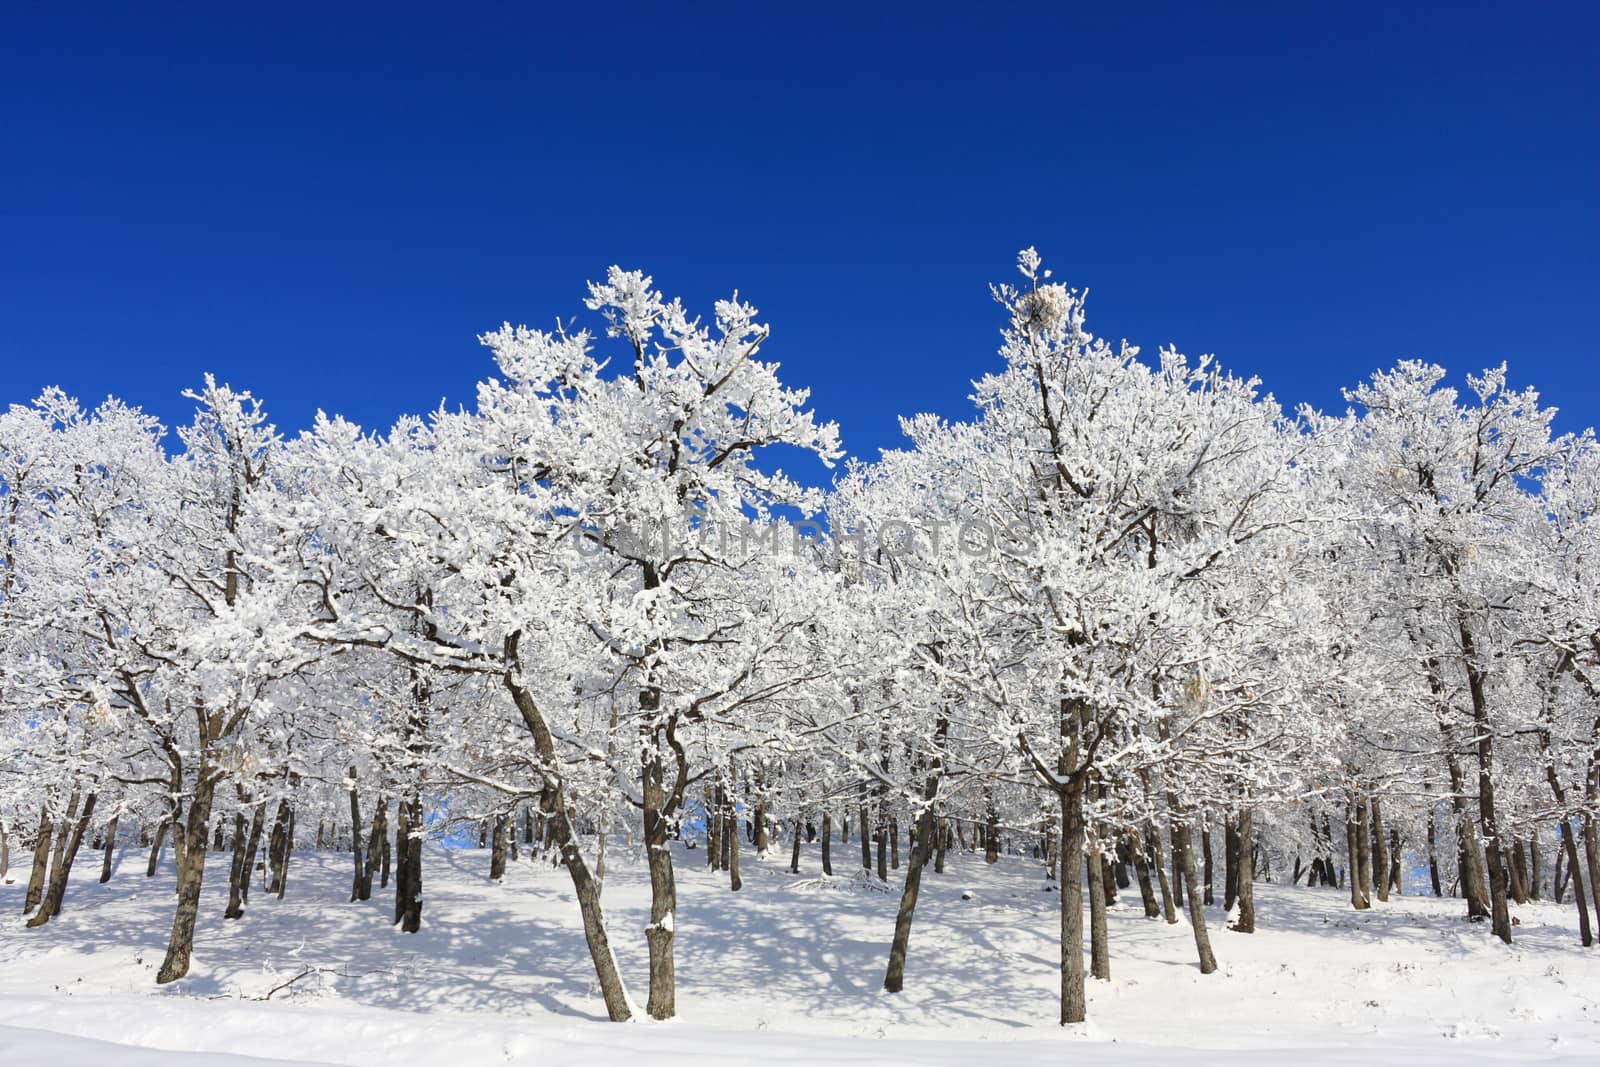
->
xmin=2 ymin=251 xmax=1598 ymax=1025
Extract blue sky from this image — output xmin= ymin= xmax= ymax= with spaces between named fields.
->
xmin=2 ymin=3 xmax=1595 ymax=485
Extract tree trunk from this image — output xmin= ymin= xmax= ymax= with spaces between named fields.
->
xmin=1371 ymin=798 xmax=1390 ymax=902
xmin=224 ymin=811 xmax=249 ymax=919
xmin=728 ymin=800 xmax=743 ymax=892
xmin=1233 ymin=806 xmax=1255 ymax=933
xmin=99 ymin=814 xmax=119 ymax=884
xmin=1148 ymin=823 xmax=1178 ymax=923
xmin=1059 ymin=783 xmax=1086 ymax=1024
xmin=1558 ymin=820 xmax=1593 ymax=946
xmin=1458 ymin=617 xmax=1512 ymax=943
xmin=146 ymin=817 xmax=171 ymax=879
xmin=24 ymin=805 xmax=54 ymax=914
xmin=821 ymin=810 xmax=833 ymax=876
xmin=1087 ymin=843 xmax=1110 ymax=981
xmin=984 ymin=790 xmax=1000 ymax=865
xmin=884 ymin=716 xmax=947 ymax=993
xmin=1175 ymin=817 xmax=1218 ymax=973
xmin=1347 ymin=799 xmax=1371 ymax=910
xmin=1554 ymin=837 xmax=1568 ymax=903
xmin=361 ymin=798 xmax=384 ymax=899
xmin=789 ymin=819 xmax=802 ymax=874
xmin=1508 ymin=840 xmax=1529 ymax=905
xmin=28 ymin=792 xmax=96 ymax=925
xmin=157 ymin=772 xmax=217 ymax=983
xmin=706 ymin=788 xmax=721 ymax=870
xmin=1203 ymin=825 xmax=1216 ymax=908
xmin=238 ymin=802 xmax=266 ymax=907
xmin=884 ymin=799 xmax=937 ymax=992
xmin=641 ymin=723 xmax=679 ymax=1019
xmin=1428 ymin=808 xmax=1443 ymax=896
xmin=1355 ymin=795 xmax=1373 ymax=904
xmin=266 ymin=799 xmax=291 ymax=896
xmin=1583 ymin=814 xmax=1600 ymax=936
xmin=490 ymin=812 xmax=508 ymax=881
xmin=1130 ymin=832 xmax=1160 ymax=918
xmin=348 ymin=775 xmax=365 ymax=900
xmin=394 ymin=796 xmax=421 ymax=930
xmin=753 ymin=768 xmax=769 ymax=855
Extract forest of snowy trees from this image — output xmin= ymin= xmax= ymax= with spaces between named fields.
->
xmin=4 ymin=250 xmax=1600 ymax=1028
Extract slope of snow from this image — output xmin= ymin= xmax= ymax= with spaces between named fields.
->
xmin=1 ymin=839 xmax=1597 ymax=1065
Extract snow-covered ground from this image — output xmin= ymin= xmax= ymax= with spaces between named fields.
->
xmin=2 ymin=840 xmax=1597 ymax=1065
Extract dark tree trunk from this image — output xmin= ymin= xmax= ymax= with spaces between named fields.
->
xmin=266 ymin=799 xmax=291 ymax=896
xmin=99 ymin=814 xmax=119 ymax=884
xmin=1087 ymin=845 xmax=1110 ymax=981
xmin=361 ymin=798 xmax=384 ymax=899
xmin=507 ymin=641 xmax=631 ymax=1021
xmin=1347 ymin=799 xmax=1371 ymax=910
xmin=884 ymin=715 xmax=947 ymax=993
xmin=727 ymin=799 xmax=742 ymax=893
xmin=1225 ymin=816 xmax=1241 ymax=911
xmin=224 ymin=811 xmax=249 ymax=919
xmin=1555 ymin=836 xmax=1568 ymax=903
xmin=720 ymin=788 xmax=733 ymax=871
xmin=1558 ymin=820 xmax=1593 ymax=946
xmin=1428 ymin=806 xmax=1443 ymax=896
xmin=490 ymin=812 xmax=509 ymax=881
xmin=1175 ymin=817 xmax=1218 ymax=973
xmin=1059 ymin=783 xmax=1086 ymax=1024
xmin=789 ymin=819 xmax=802 ymax=874
xmin=1130 ymin=833 xmax=1160 ymax=918
xmin=394 ymin=796 xmax=422 ymax=931
xmin=1371 ymin=798 xmax=1390 ymax=902
xmin=1233 ymin=807 xmax=1255 ymax=933
xmin=145 ymin=817 xmax=171 ymax=879
xmin=706 ymin=788 xmax=721 ymax=870
xmin=884 ymin=802 xmax=938 ymax=992
xmin=238 ymin=803 xmax=266 ymax=906
xmin=1509 ymin=839 xmax=1530 ymax=905
xmin=157 ymin=772 xmax=216 ymax=983
xmin=1458 ymin=617 xmax=1512 ymax=943
xmin=28 ymin=793 xmax=97 ymax=925
xmin=753 ymin=768 xmax=769 ymax=855
xmin=378 ymin=803 xmax=392 ymax=888
xmin=24 ymin=804 xmax=53 ymax=914
xmin=1355 ymin=796 xmax=1373 ymax=905
xmin=984 ymin=790 xmax=1000 ymax=865
xmin=820 ymin=810 xmax=833 ymax=876
xmin=348 ymin=775 xmax=365 ymax=900
xmin=1203 ymin=825 xmax=1216 ymax=908
xmin=1583 ymin=814 xmax=1600 ymax=935
xmin=636 ymin=646 xmax=684 ymax=1021
xmin=1148 ymin=823 xmax=1178 ymax=923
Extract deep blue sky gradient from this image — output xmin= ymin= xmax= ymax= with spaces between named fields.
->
xmin=3 ymin=3 xmax=1595 ymax=483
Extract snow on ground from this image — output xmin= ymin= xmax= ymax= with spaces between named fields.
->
xmin=1 ymin=839 xmax=1597 ymax=1065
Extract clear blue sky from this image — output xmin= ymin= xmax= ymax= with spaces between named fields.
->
xmin=3 ymin=3 xmax=1595 ymax=483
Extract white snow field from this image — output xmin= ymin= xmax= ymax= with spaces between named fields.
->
xmin=2 ymin=841 xmax=1597 ymax=1066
